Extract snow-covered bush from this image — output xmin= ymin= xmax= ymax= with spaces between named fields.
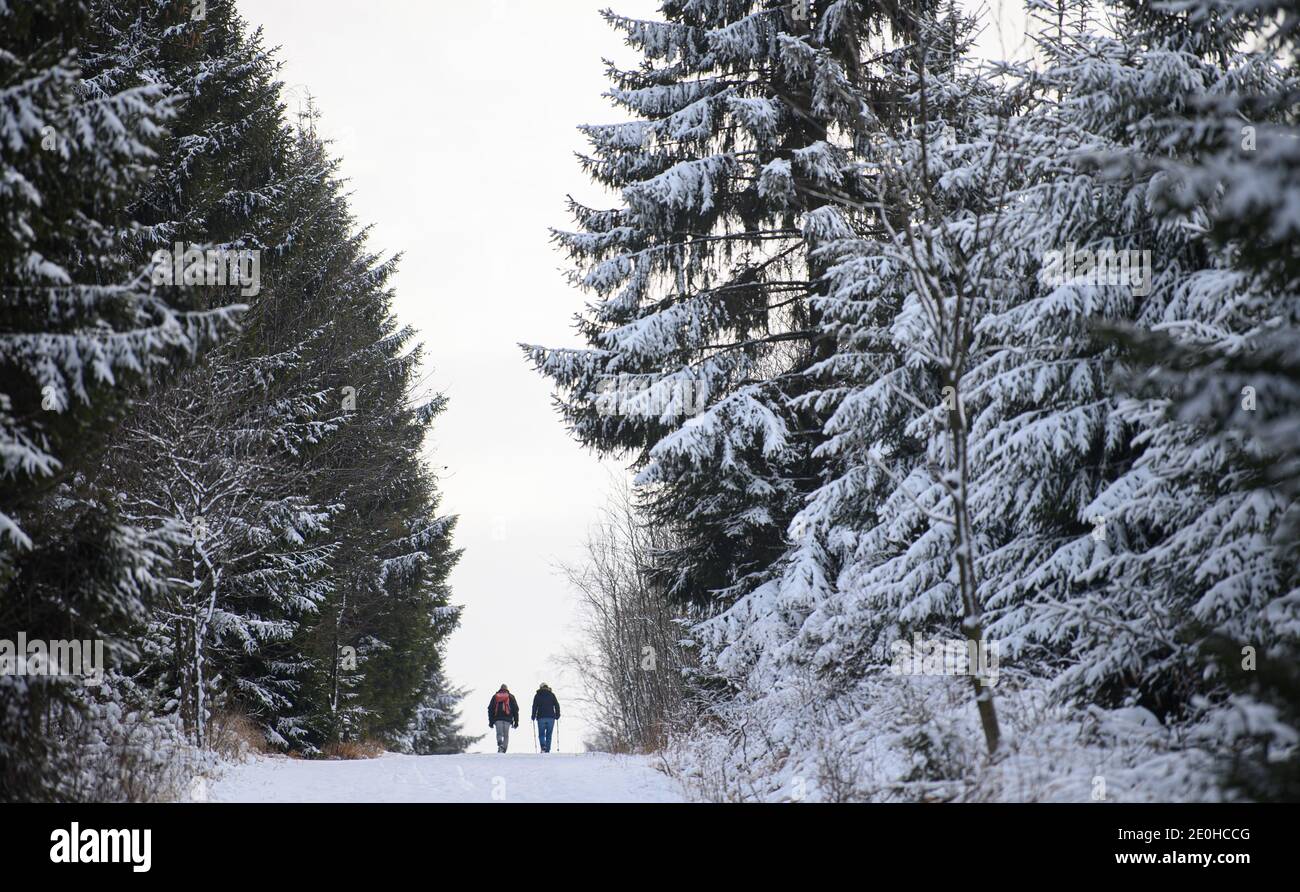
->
xmin=44 ymin=676 xmax=216 ymax=803
xmin=665 ymin=673 xmax=1241 ymax=802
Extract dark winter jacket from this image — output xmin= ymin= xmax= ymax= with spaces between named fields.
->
xmin=488 ymin=690 xmax=519 ymax=727
xmin=531 ymin=688 xmax=560 ymax=720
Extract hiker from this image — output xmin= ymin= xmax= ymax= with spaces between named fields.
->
xmin=531 ymin=683 xmax=561 ymax=753
xmin=488 ymin=684 xmax=519 ymax=753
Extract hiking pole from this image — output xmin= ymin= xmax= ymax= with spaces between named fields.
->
xmin=555 ymin=719 xmax=560 ymax=753
xmin=531 ymin=719 xmax=537 ymax=752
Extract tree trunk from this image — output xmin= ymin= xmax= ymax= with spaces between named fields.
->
xmin=946 ymin=370 xmax=1001 ymax=756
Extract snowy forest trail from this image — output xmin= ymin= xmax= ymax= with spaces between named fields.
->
xmin=209 ymin=752 xmax=689 ymax=803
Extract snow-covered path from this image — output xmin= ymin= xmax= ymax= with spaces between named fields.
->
xmin=210 ymin=752 xmax=689 ymax=803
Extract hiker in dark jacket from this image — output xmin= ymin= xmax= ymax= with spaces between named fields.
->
xmin=488 ymin=685 xmax=520 ymax=753
xmin=531 ymin=683 xmax=561 ymax=753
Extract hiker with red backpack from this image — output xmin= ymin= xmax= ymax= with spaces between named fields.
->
xmin=487 ymin=685 xmax=520 ymax=753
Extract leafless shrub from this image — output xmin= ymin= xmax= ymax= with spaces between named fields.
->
xmin=208 ymin=709 xmax=269 ymax=761
xmin=559 ymin=478 xmax=695 ymax=754
xmin=320 ymin=738 xmax=385 ymax=760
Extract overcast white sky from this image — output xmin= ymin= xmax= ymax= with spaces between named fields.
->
xmin=238 ymin=0 xmax=1032 ymax=753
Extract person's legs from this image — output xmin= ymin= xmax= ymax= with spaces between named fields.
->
xmin=495 ymin=720 xmax=511 ymax=752
xmin=537 ymin=718 xmax=554 ymax=752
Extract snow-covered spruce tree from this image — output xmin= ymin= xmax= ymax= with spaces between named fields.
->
xmin=210 ymin=116 xmax=467 ymax=751
xmin=1072 ymin=0 xmax=1300 ymax=798
xmin=83 ymin=0 xmax=289 ymax=271
xmin=76 ymin=2 xmax=466 ymax=755
xmin=392 ymin=666 xmax=480 ymax=756
xmin=324 ymin=309 xmax=463 ymax=752
xmin=953 ymin=0 xmax=1298 ymax=726
xmin=790 ymin=5 xmax=1015 ymax=757
xmin=835 ymin=0 xmax=1200 ymax=783
xmin=169 ymin=110 xmax=461 ymax=751
xmin=638 ymin=3 xmax=1029 ymax=797
xmin=525 ymin=2 xmax=928 ymax=638
xmin=952 ymin=0 xmax=1229 ymax=733
xmin=0 ymin=0 xmax=235 ymax=799
xmin=80 ymin=0 xmax=325 ymax=750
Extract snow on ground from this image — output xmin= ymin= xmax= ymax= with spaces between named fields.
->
xmin=209 ymin=752 xmax=689 ymax=803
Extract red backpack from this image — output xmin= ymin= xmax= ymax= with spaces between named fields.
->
xmin=493 ymin=691 xmax=511 ymax=716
